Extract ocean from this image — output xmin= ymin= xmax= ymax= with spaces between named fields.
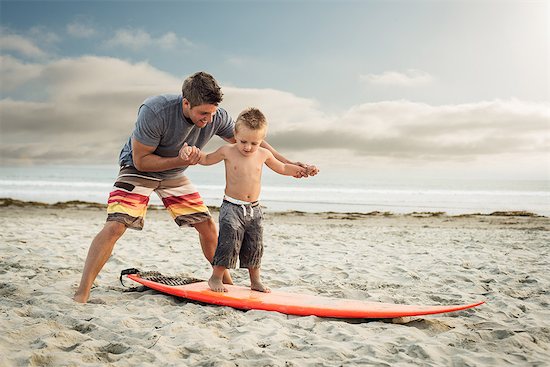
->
xmin=1 ymin=164 xmax=549 ymax=216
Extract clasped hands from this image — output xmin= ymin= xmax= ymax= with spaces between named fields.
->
xmin=179 ymin=143 xmax=201 ymax=165
xmin=294 ymin=162 xmax=319 ymax=178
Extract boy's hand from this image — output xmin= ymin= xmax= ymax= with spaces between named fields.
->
xmin=179 ymin=143 xmax=201 ymax=165
xmin=292 ymin=162 xmax=319 ymax=178
xmin=305 ymin=164 xmax=319 ymax=176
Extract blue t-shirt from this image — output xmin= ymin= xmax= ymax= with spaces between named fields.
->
xmin=119 ymin=94 xmax=234 ymax=178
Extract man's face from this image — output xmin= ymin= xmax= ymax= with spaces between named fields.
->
xmin=182 ymin=99 xmax=217 ymax=128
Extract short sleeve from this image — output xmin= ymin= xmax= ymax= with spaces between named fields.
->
xmin=132 ymin=104 xmax=162 ymax=147
xmin=215 ymin=108 xmax=235 ymax=139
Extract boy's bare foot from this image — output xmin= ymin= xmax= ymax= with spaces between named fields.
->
xmin=222 ymin=269 xmax=234 ymax=285
xmin=251 ymin=280 xmax=271 ymax=293
xmin=208 ymin=276 xmax=228 ymax=292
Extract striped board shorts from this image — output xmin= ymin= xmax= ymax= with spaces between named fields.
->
xmin=106 ymin=166 xmax=211 ymax=230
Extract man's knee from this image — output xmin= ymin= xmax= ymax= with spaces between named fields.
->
xmin=102 ymin=221 xmax=127 ymax=239
xmin=193 ymin=218 xmax=217 ymax=238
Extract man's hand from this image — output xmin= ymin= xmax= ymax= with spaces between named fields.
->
xmin=292 ymin=162 xmax=319 ymax=178
xmin=179 ymin=143 xmax=201 ymax=166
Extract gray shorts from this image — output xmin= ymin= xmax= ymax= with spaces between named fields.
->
xmin=212 ymin=200 xmax=263 ymax=269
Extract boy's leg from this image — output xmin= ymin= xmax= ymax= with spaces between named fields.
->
xmin=240 ymin=207 xmax=266 ymax=292
xmin=208 ymin=265 xmax=228 ymax=292
xmin=158 ymin=175 xmax=234 ymax=284
xmin=209 ymin=201 xmax=244 ymax=291
xmin=74 ymin=221 xmax=126 ymax=303
xmin=192 ymin=219 xmax=233 ymax=285
xmin=249 ymin=267 xmax=270 ymax=293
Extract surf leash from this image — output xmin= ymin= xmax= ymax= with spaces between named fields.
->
xmin=120 ymin=268 xmax=141 ymax=288
xmin=120 ymin=268 xmax=204 ymax=288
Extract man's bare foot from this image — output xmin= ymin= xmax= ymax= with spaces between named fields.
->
xmin=251 ymin=280 xmax=271 ymax=293
xmin=208 ymin=276 xmax=228 ymax=292
xmin=73 ymin=290 xmax=89 ymax=304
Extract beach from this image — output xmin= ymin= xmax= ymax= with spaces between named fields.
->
xmin=1 ymin=201 xmax=549 ymax=366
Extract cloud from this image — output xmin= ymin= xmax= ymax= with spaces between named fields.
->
xmin=104 ymin=29 xmax=151 ymax=50
xmin=67 ymin=22 xmax=97 ymax=38
xmin=0 ymin=55 xmax=181 ymax=164
xmin=0 ymin=55 xmax=42 ymax=90
xmin=158 ymin=32 xmax=178 ymax=49
xmin=103 ymin=29 xmax=193 ymax=51
xmin=360 ymin=69 xmax=434 ymax=86
xmin=29 ymin=26 xmax=61 ymax=45
xmin=159 ymin=32 xmax=193 ymax=49
xmin=267 ymin=99 xmax=549 ymax=160
xmin=222 ymin=86 xmax=327 ymax=133
xmin=0 ymin=55 xmax=548 ymax=170
xmin=0 ymin=32 xmax=48 ymax=58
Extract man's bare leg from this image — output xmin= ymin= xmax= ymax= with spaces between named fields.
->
xmin=249 ymin=267 xmax=270 ymax=293
xmin=193 ymin=218 xmax=233 ymax=284
xmin=73 ymin=221 xmax=127 ymax=303
xmin=208 ymin=265 xmax=228 ymax=292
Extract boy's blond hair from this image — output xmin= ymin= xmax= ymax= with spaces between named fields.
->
xmin=235 ymin=107 xmax=267 ymax=132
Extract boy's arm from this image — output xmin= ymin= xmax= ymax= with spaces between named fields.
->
xmin=195 ymin=146 xmax=226 ymax=166
xmin=264 ymin=150 xmax=306 ymax=177
xmin=258 ymin=140 xmax=291 ymax=164
xmin=260 ymin=140 xmax=319 ymax=177
xmin=224 ymin=136 xmax=319 ymax=177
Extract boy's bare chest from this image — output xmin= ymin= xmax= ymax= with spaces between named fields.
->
xmin=225 ymin=157 xmax=263 ymax=178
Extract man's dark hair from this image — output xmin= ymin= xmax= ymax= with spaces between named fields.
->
xmin=182 ymin=71 xmax=223 ymax=107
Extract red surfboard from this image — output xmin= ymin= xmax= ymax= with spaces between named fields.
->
xmin=124 ymin=271 xmax=484 ymax=319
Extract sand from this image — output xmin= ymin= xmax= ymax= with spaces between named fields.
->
xmin=1 ymin=202 xmax=549 ymax=366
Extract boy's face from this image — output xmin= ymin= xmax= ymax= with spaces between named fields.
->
xmin=234 ymin=126 xmax=266 ymax=157
xmin=182 ymin=99 xmax=217 ymax=128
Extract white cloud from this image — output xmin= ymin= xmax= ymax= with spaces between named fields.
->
xmin=267 ymin=98 xmax=549 ymax=163
xmin=0 ymin=55 xmax=42 ymax=90
xmin=360 ymin=69 xmax=434 ymax=86
xmin=104 ymin=29 xmax=152 ymax=50
xmin=222 ymin=87 xmax=328 ymax=133
xmin=104 ymin=29 xmax=193 ymax=51
xmin=0 ymin=33 xmax=47 ymax=58
xmin=0 ymin=56 xmax=181 ymax=164
xmin=0 ymin=54 xmax=547 ymax=178
xmin=29 ymin=27 xmax=61 ymax=45
xmin=158 ymin=32 xmax=178 ymax=49
xmin=67 ymin=22 xmax=97 ymax=38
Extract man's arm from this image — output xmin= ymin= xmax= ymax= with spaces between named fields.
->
xmin=132 ymin=138 xmax=201 ymax=172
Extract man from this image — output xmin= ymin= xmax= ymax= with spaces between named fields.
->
xmin=73 ymin=71 xmax=318 ymax=303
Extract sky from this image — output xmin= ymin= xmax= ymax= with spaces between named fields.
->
xmin=0 ymin=0 xmax=549 ymax=180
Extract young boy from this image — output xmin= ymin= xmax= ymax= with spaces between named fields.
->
xmin=185 ymin=107 xmax=306 ymax=292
